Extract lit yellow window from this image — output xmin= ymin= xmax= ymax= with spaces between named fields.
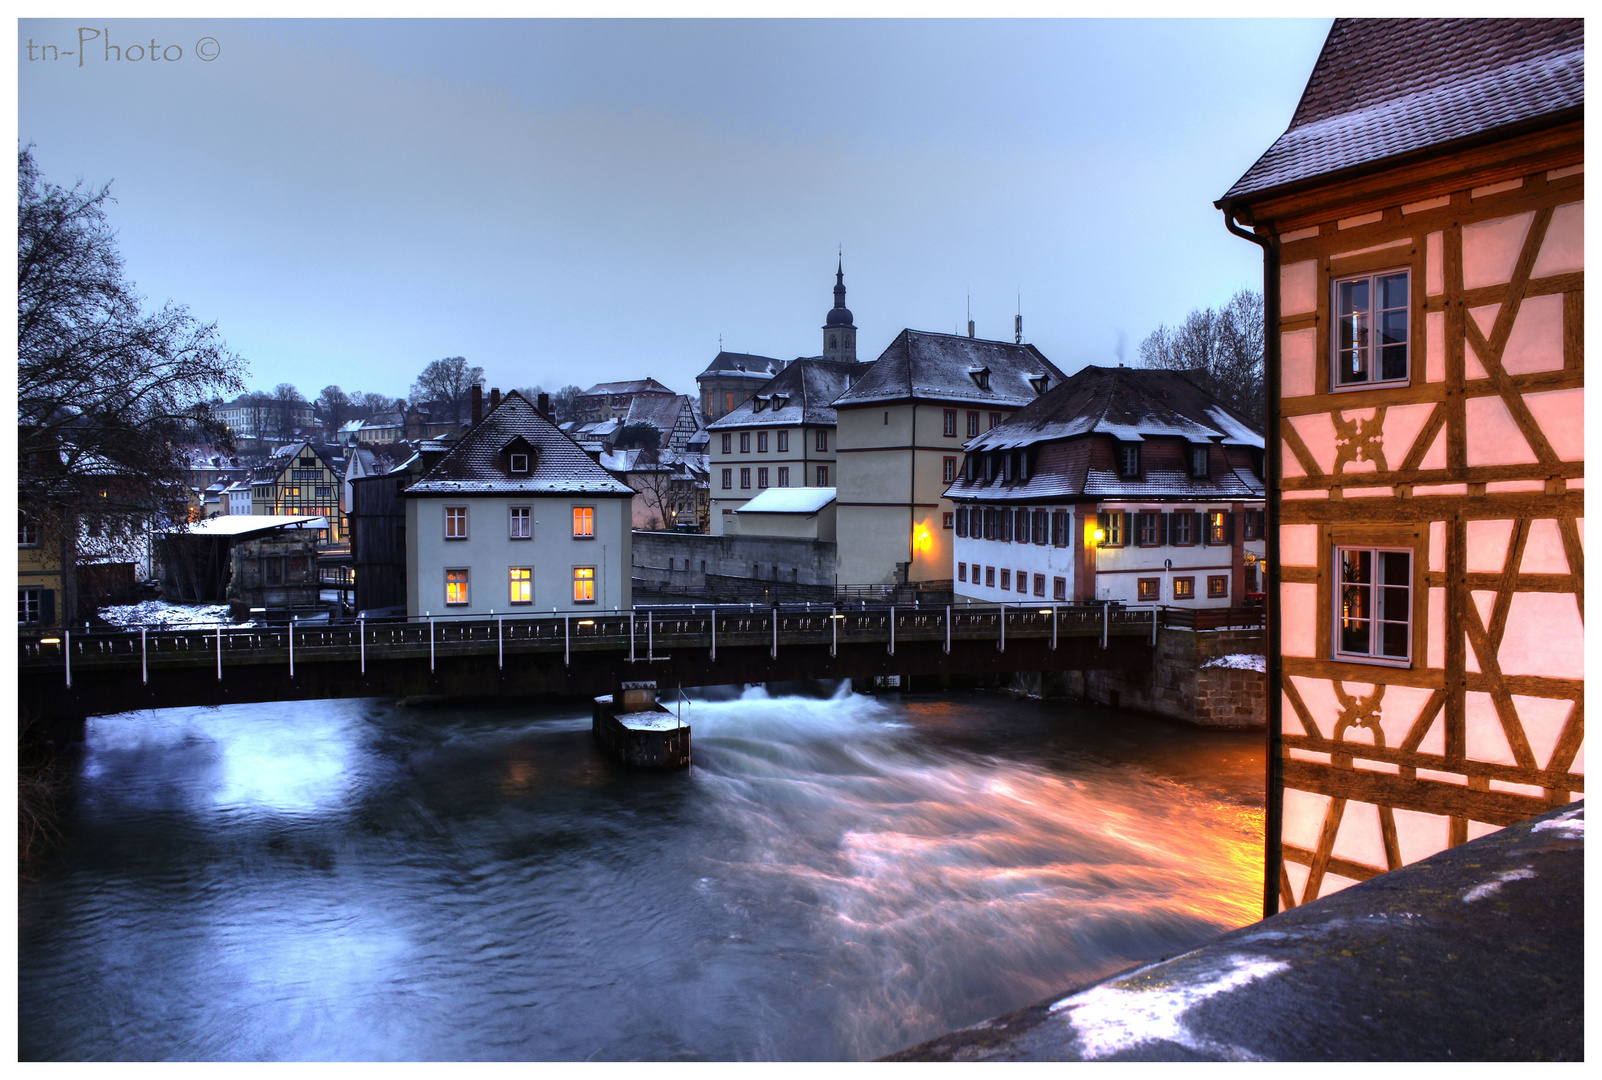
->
xmin=572 ymin=506 xmax=594 ymax=538
xmin=509 ymin=567 xmax=532 ymax=605
xmin=445 ymin=569 xmax=470 ymax=605
xmin=573 ymin=566 xmax=595 ymax=603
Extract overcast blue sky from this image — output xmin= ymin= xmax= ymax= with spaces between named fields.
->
xmin=19 ymin=18 xmax=1332 ymax=403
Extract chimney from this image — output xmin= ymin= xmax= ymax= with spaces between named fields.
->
xmin=537 ymin=392 xmax=551 ymax=418
xmin=471 ymin=384 xmax=483 ymax=426
xmin=490 ymin=387 xmax=501 ymax=411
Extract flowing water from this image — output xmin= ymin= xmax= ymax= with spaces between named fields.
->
xmin=18 ymin=685 xmax=1265 ymax=1061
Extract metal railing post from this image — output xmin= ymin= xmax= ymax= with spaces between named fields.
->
xmin=565 ymin=614 xmax=571 ymax=666
xmin=429 ymin=615 xmax=435 ymax=672
xmin=1152 ymin=604 xmax=1158 ymax=644
xmin=1102 ymin=603 xmax=1108 ymax=649
xmin=1051 ymin=605 xmax=1057 ymax=651
xmin=498 ymin=617 xmax=504 ymax=670
xmin=216 ymin=626 xmax=222 ymax=680
xmin=944 ymin=604 xmax=951 ymax=654
xmin=65 ymin=630 xmax=72 ymax=688
xmin=289 ymin=617 xmax=296 ymax=678
xmin=360 ymin=615 xmax=367 ymax=674
xmin=888 ymin=604 xmax=895 ymax=656
xmin=771 ymin=608 xmax=777 ymax=659
xmin=629 ymin=610 xmax=637 ymax=663
xmin=710 ymin=604 xmax=717 ymax=661
xmin=141 ymin=627 xmax=148 ymax=684
xmin=831 ymin=606 xmax=838 ymax=658
xmin=998 ymin=607 xmax=1005 ymax=653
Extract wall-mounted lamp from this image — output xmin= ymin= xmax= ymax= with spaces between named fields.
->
xmin=1092 ymin=527 xmax=1107 ymax=544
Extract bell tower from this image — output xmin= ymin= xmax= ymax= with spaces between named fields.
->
xmin=822 ymin=258 xmax=857 ymax=363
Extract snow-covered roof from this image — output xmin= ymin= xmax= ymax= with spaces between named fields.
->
xmin=734 ymin=487 xmax=836 ymax=515
xmin=832 ymin=330 xmax=1065 ymax=408
xmin=708 ymin=358 xmax=867 ymax=431
xmin=694 ymin=351 xmax=787 ymax=380
xmin=164 ymin=514 xmax=329 ymax=537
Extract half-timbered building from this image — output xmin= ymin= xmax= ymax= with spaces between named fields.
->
xmin=1219 ymin=18 xmax=1583 ymax=913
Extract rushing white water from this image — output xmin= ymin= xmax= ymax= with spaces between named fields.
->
xmin=20 ymin=686 xmax=1264 ymax=1061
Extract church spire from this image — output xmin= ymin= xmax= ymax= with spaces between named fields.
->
xmin=823 ymin=257 xmax=857 ymax=363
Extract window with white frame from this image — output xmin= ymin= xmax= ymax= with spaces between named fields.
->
xmin=509 ymin=567 xmax=533 ymax=604
xmin=19 ymin=513 xmax=39 ymax=547
xmin=445 ymin=506 xmax=468 ymax=539
xmin=1335 ymin=547 xmax=1412 ymax=663
xmin=445 ymin=568 xmax=470 ymax=605
xmin=778 ymin=467 xmax=789 ymax=487
xmin=573 ymin=566 xmax=596 ymax=604
xmin=509 ymin=453 xmax=529 ymax=473
xmin=1190 ymin=446 xmax=1209 ymax=478
xmin=572 ymin=506 xmax=595 ymax=538
xmin=509 ymin=506 xmax=531 ymax=539
xmin=1118 ymin=444 xmax=1140 ymax=478
xmin=1334 ymin=269 xmax=1410 ymax=387
xmin=943 ymin=457 xmax=957 ymax=483
xmin=722 ymin=469 xmax=732 ymax=489
xmin=815 ymin=429 xmax=828 ymax=452
xmin=777 ymin=431 xmax=789 ymax=452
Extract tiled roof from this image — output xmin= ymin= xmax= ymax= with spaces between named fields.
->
xmin=406 ymin=392 xmax=634 ymax=496
xmin=623 ymin=394 xmax=697 ymax=435
xmin=580 ymin=378 xmax=676 ymax=397
xmin=833 ymin=330 xmax=1064 ymax=408
xmin=1223 ymin=19 xmax=1583 ymax=204
xmin=694 ymin=351 xmax=787 ymax=380
xmin=708 ymin=357 xmax=868 ymax=430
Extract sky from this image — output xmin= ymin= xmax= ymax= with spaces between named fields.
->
xmin=17 ymin=17 xmax=1333 ymax=405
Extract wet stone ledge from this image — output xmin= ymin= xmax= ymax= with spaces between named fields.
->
xmin=887 ymin=801 xmax=1584 ymax=1061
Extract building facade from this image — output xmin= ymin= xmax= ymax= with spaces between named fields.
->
xmin=1220 ymin=18 xmax=1583 ymax=912
xmin=251 ymin=441 xmax=347 ymax=543
xmin=695 ymin=351 xmax=788 ymax=423
xmin=574 ymin=379 xmax=677 ymax=425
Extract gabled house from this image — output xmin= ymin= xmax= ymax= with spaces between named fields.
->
xmin=620 ymin=393 xmax=704 ymax=453
xmin=574 ymin=378 xmax=677 ymax=425
xmin=946 ymin=367 xmax=1266 ymax=606
xmin=1218 ymin=18 xmax=1583 ymax=912
xmin=250 ymin=440 xmax=347 ymax=543
xmin=403 ymin=391 xmax=635 ymax=615
xmin=832 ymin=329 xmax=1067 ymax=584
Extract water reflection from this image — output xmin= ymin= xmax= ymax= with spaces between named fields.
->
xmin=20 ymin=686 xmax=1263 ymax=1061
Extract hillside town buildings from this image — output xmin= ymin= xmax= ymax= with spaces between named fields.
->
xmin=695 ymin=351 xmax=789 ymax=422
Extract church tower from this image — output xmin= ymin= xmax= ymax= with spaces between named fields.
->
xmin=822 ymin=259 xmax=857 ymax=363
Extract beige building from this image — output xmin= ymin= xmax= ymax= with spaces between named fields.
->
xmin=726 ymin=487 xmax=837 ymax=542
xmin=832 ymin=329 xmax=1067 ymax=585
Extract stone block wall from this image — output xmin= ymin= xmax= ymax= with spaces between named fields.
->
xmin=633 ymin=531 xmax=837 ymax=590
xmin=1042 ymin=627 xmax=1266 ymax=729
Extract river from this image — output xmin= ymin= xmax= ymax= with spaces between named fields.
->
xmin=18 ymin=684 xmax=1265 ymax=1061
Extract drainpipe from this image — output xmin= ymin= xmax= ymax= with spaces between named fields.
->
xmin=1220 ymin=200 xmax=1282 ymax=921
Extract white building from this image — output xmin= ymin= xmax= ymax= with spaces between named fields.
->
xmin=403 ymin=391 xmax=636 ymax=616
xmin=947 ymin=366 xmax=1266 ymax=607
xmin=727 ymin=486 xmax=837 ymax=541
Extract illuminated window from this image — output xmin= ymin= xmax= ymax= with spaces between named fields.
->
xmin=445 ymin=506 xmax=468 ymax=539
xmin=1173 ymin=577 xmax=1194 ymax=600
xmin=572 ymin=506 xmax=594 ymax=538
xmin=1098 ymin=511 xmax=1124 ymax=546
xmin=1335 ymin=547 xmax=1412 ymax=664
xmin=510 ymin=507 xmax=531 ymax=539
xmin=1138 ymin=578 xmax=1159 ymax=601
xmin=1206 ymin=511 xmax=1231 ymax=546
xmin=944 ymin=410 xmax=957 ymax=437
xmin=1334 ymin=269 xmax=1410 ymax=387
xmin=573 ymin=566 xmax=595 ymax=603
xmin=1208 ymin=575 xmax=1229 ymax=599
xmin=943 ymin=456 xmax=957 ymax=483
xmin=509 ymin=567 xmax=532 ymax=604
xmin=445 ymin=568 xmax=470 ymax=605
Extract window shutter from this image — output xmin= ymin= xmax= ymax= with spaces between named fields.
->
xmin=1195 ymin=512 xmax=1206 ymax=545
xmin=1224 ymin=512 xmax=1235 ymax=543
xmin=1122 ymin=512 xmax=1132 ymax=547
xmin=1097 ymin=511 xmax=1109 ymax=538
xmin=42 ymin=589 xmax=55 ymax=626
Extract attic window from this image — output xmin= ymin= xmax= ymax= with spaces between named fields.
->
xmin=1028 ymin=375 xmax=1049 ymax=395
xmin=753 ymin=396 xmax=768 ymax=413
xmin=510 ymin=453 xmax=529 ymax=474
xmin=969 ymin=366 xmax=991 ymax=391
xmin=771 ymin=395 xmax=788 ymax=410
xmin=1118 ymin=444 xmax=1140 ymax=479
xmin=1190 ymin=445 xmax=1210 ymax=478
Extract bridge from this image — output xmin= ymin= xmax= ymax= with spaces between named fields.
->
xmin=13 ymin=602 xmax=1249 ymax=724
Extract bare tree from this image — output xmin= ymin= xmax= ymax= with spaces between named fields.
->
xmin=411 ymin=356 xmax=483 ymax=423
xmin=550 ymin=384 xmax=583 ymax=424
xmin=625 ymin=450 xmax=679 ymax=531
xmin=270 ymin=382 xmax=306 ymax=439
xmin=316 ymin=385 xmax=351 ymax=433
xmin=1137 ymin=288 xmax=1264 ymax=427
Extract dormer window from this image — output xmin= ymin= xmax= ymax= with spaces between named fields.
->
xmin=1118 ymin=444 xmax=1140 ymax=479
xmin=1017 ymin=451 xmax=1029 ymax=482
xmin=772 ymin=395 xmax=788 ymax=410
xmin=1190 ymin=445 xmax=1210 ymax=478
xmin=753 ymin=396 xmax=767 ymax=413
xmin=509 ymin=453 xmax=529 ymax=474
xmin=1028 ymin=375 xmax=1049 ymax=395
xmin=969 ymin=366 xmax=991 ymax=391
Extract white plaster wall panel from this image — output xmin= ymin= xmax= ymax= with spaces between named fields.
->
xmin=1414 ymin=700 xmax=1446 ymax=755
xmin=1464 ymin=691 xmax=1517 ymax=766
xmin=1281 ymin=329 xmax=1315 ymax=398
xmin=1500 ymin=293 xmax=1566 ymax=374
xmin=1486 ymin=480 xmax=1546 ymax=492
xmin=1467 ymin=302 xmax=1501 ymax=340
xmin=1465 ymin=821 xmax=1503 ymax=840
xmin=1530 ymin=201 xmax=1584 ymax=278
xmin=1547 ymin=165 xmax=1583 ymax=180
xmin=1465 ymin=519 xmax=1515 ymax=572
xmin=1281 ymin=788 xmax=1332 ymax=851
xmin=1461 ymin=211 xmax=1533 ymax=289
xmin=1280 ymin=583 xmax=1318 ymax=658
xmin=1380 ymin=403 xmax=1434 ymax=466
xmin=1425 ymin=231 xmax=1445 ymax=294
xmin=1279 ymin=524 xmax=1319 ymax=567
xmin=1469 ymin=589 xmax=1497 ymax=632
xmin=1472 ymin=178 xmax=1524 ymax=199
xmin=1391 ymin=807 xmax=1451 ymax=866
xmin=1427 ymin=587 xmax=1446 ymax=669
xmin=1280 ymin=260 xmax=1318 ymax=316
xmin=1280 ymin=225 xmax=1321 ymax=243
xmin=1522 ymin=388 xmax=1584 ymax=460
xmin=1417 ymin=425 xmax=1448 ymax=471
xmin=1464 ymin=632 xmax=1480 ymax=673
xmin=1463 ymin=339 xmax=1490 ymax=381
xmin=1425 ymin=311 xmax=1446 ymax=382
xmin=1570 ymin=743 xmax=1585 ymax=775
xmin=1428 ymin=521 xmax=1446 ymax=571
xmin=1338 ymin=211 xmax=1383 ymax=230
xmin=1500 ymin=592 xmax=1585 ymax=679
xmin=1376 ymin=684 xmax=1435 ymax=749
xmin=1519 ymin=519 xmax=1570 ymax=574
xmin=1318 ymin=873 xmax=1360 ymax=897
xmin=1281 ymin=440 xmax=1306 ymax=478
xmin=1282 ymin=860 xmax=1310 ymax=910
xmin=1464 ymin=396 xmax=1538 ymax=465
xmin=1511 ymin=695 xmax=1575 ymax=772
xmin=1288 ymin=675 xmax=1338 ymax=738
xmin=1287 ymin=413 xmax=1338 ymax=474
xmin=1490 ymin=780 xmax=1546 ymax=798
xmin=1330 ymin=800 xmax=1388 ymax=870
xmin=1405 ymin=196 xmax=1452 ymax=215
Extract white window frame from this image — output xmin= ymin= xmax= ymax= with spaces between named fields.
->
xmin=1333 ymin=545 xmax=1413 ymax=667
xmin=509 ymin=566 xmax=533 ymax=605
xmin=509 ymin=506 xmax=532 ymax=539
xmin=445 ymin=506 xmax=468 ymax=540
xmin=509 ymin=452 xmax=529 ymax=473
xmin=572 ymin=505 xmax=595 ymax=539
xmin=445 ymin=568 xmax=471 ymax=606
xmin=1332 ymin=268 xmax=1411 ymax=390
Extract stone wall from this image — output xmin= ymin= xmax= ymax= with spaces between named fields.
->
xmin=632 ymin=530 xmax=837 ymax=590
xmin=1039 ymin=627 xmax=1266 ymax=729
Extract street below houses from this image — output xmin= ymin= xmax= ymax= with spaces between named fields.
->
xmin=18 ymin=685 xmax=1263 ymax=1061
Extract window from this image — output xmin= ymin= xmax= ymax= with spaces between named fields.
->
xmin=1137 ymin=512 xmax=1161 ymax=546
xmin=315 ymin=486 xmax=331 ymax=500
xmin=1099 ymin=511 xmax=1125 ymax=546
xmin=1118 ymin=444 xmax=1140 ymax=478
xmin=1206 ymin=511 xmax=1231 ymax=546
xmin=943 ymin=410 xmax=957 ymax=437
xmin=958 ymin=562 xmax=967 ymax=583
xmin=510 ymin=506 xmax=532 ymax=539
xmin=1000 ymin=568 xmax=1011 ymax=590
xmin=985 ymin=565 xmax=995 ymax=588
xmin=1334 ymin=269 xmax=1410 ymax=387
xmin=722 ymin=468 xmax=733 ymax=489
xmin=943 ymin=512 xmax=954 ymax=529
xmin=1138 ymin=578 xmax=1160 ymax=601
xmin=989 ymin=412 xmax=1002 ymax=430
xmin=509 ymin=567 xmax=533 ymax=605
xmin=778 ymin=467 xmax=789 ymax=487
xmin=740 ymin=468 xmax=751 ymax=489
xmin=757 ymin=431 xmax=768 ymax=453
xmin=18 ymin=514 xmax=38 ymax=547
xmin=1053 ymin=577 xmax=1067 ymax=602
xmin=1033 ymin=574 xmax=1045 ymax=598
xmin=572 ymin=506 xmax=595 ymax=538
xmin=445 ymin=506 xmax=468 ymax=539
xmin=1052 ymin=510 xmax=1068 ymax=548
xmin=18 ymin=588 xmax=42 ymax=625
xmin=509 ymin=453 xmax=529 ymax=473
xmin=884 ymin=412 xmax=889 ymax=425
xmin=1243 ymin=510 xmax=1264 ymax=540
xmin=777 ymin=431 xmax=789 ymax=452
xmin=1208 ymin=575 xmax=1229 ymax=599
xmin=445 ymin=569 xmax=470 ymax=606
xmin=1335 ymin=547 xmax=1412 ymax=663
xmin=966 ymin=411 xmax=980 ymax=438
xmin=721 ymin=434 xmax=732 ymax=454
xmin=725 ymin=393 xmax=734 ymax=413
xmin=1173 ymin=577 xmax=1195 ymax=600
xmin=816 ymin=466 xmax=828 ymax=486
xmin=1171 ymin=511 xmax=1196 ymax=545
xmin=1000 ymin=508 xmax=1013 ymax=542
xmin=573 ymin=566 xmax=596 ymax=604
xmin=1015 ymin=569 xmax=1027 ymax=593
xmin=740 ymin=433 xmax=750 ymax=453
xmin=956 ymin=506 xmax=969 ymax=537
xmin=758 ymin=468 xmax=769 ymax=488
xmin=1032 ymin=510 xmax=1048 ymax=545
xmin=943 ymin=457 xmax=957 ymax=483
xmin=815 ymin=430 xmax=828 ymax=452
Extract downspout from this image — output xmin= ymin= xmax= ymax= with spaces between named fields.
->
xmin=1221 ymin=200 xmax=1282 ymax=921
xmin=909 ymin=402 xmax=917 ymax=584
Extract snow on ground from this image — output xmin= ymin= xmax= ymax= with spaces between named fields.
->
xmin=1200 ymin=653 xmax=1266 ymax=673
xmin=98 ymin=601 xmax=247 ymax=629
